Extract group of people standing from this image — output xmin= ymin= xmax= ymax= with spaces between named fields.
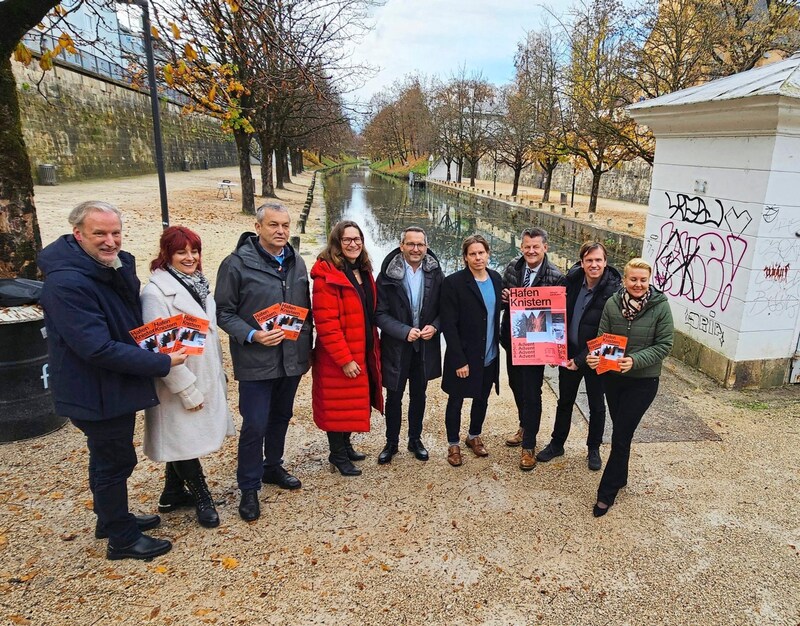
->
xmin=38 ymin=198 xmax=673 ymax=561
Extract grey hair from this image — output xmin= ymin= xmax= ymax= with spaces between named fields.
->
xmin=68 ymin=201 xmax=123 ymax=227
xmin=400 ymin=226 xmax=427 ymax=244
xmin=521 ymin=227 xmax=548 ymax=244
xmin=256 ymin=201 xmax=290 ymax=223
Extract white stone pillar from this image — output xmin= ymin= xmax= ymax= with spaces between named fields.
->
xmin=630 ymin=57 xmax=800 ymax=387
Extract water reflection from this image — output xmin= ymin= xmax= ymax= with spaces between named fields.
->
xmin=322 ymin=166 xmax=625 ymax=275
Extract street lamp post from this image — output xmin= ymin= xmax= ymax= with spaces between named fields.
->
xmin=428 ymin=154 xmax=433 ymax=178
xmin=571 ymin=166 xmax=577 ymax=208
xmin=117 ymin=0 xmax=169 ymax=229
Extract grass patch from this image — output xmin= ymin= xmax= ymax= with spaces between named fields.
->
xmin=731 ymin=399 xmax=770 ymax=410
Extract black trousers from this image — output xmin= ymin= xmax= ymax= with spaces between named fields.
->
xmin=445 ymin=358 xmax=497 ymax=444
xmin=71 ymin=413 xmax=139 ymax=547
xmin=506 ymin=350 xmax=546 ymax=448
xmin=384 ymin=350 xmax=427 ymax=444
xmin=551 ymin=364 xmax=606 ymax=450
xmin=597 ymin=375 xmax=659 ymax=506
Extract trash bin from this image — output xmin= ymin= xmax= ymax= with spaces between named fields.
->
xmin=560 ymin=191 xmax=568 ymax=205
xmin=37 ymin=164 xmax=58 ymax=186
xmin=182 ymin=158 xmax=191 ymax=172
xmin=202 ymin=159 xmax=209 ymax=170
xmin=0 ymin=304 xmax=65 ymax=442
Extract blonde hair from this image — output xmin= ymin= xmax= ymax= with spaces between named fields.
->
xmin=623 ymin=257 xmax=652 ymax=278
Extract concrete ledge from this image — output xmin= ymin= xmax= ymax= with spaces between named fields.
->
xmin=672 ymin=330 xmax=789 ymax=389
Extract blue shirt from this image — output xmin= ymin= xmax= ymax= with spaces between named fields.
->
xmin=476 ymin=277 xmax=498 ymax=365
xmin=403 ymin=259 xmax=424 ymax=327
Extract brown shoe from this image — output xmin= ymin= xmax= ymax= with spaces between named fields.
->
xmin=505 ymin=427 xmax=523 ymax=447
xmin=464 ymin=435 xmax=489 ymax=457
xmin=519 ymin=448 xmax=536 ymax=471
xmin=447 ymin=445 xmax=463 ymax=467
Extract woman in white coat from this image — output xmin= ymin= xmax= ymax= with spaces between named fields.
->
xmin=141 ymin=226 xmax=234 ymax=528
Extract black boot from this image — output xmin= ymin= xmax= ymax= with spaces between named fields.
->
xmin=173 ymin=459 xmax=220 ymax=528
xmin=327 ymin=432 xmax=362 ymax=476
xmin=344 ymin=432 xmax=366 ymax=461
xmin=158 ymin=462 xmax=194 ymax=513
xmin=378 ymin=442 xmax=399 ymax=464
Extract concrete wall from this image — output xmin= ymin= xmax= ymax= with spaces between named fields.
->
xmin=14 ymin=60 xmax=237 ymax=183
xmin=476 ymin=157 xmax=653 ymax=205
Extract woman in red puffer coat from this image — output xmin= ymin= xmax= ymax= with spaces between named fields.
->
xmin=311 ymin=220 xmax=383 ymax=476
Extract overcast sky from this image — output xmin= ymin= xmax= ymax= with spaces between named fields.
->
xmin=345 ymin=0 xmax=574 ymax=105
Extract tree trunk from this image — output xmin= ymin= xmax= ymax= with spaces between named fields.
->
xmin=257 ymin=130 xmax=275 ymax=198
xmin=274 ymin=147 xmax=285 ymax=190
xmin=280 ymin=142 xmax=292 ymax=185
xmin=469 ymin=158 xmax=478 ymax=187
xmin=588 ymin=168 xmax=602 ymax=213
xmin=511 ymin=165 xmax=522 ymax=197
xmin=233 ymin=128 xmax=255 ymax=215
xmin=0 ymin=55 xmax=42 ymax=278
xmin=295 ymin=148 xmax=304 ymax=174
xmin=456 ymin=158 xmax=463 ymax=183
xmin=541 ymin=163 xmax=555 ymax=203
xmin=444 ymin=158 xmax=452 ymax=182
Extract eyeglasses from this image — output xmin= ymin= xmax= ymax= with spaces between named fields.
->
xmin=341 ymin=237 xmax=363 ymax=246
xmin=403 ymin=242 xmax=427 ymax=249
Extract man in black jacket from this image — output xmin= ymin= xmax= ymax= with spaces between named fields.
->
xmin=537 ymin=241 xmax=621 ymax=471
xmin=500 ymin=227 xmax=565 ymax=471
xmin=375 ymin=227 xmax=444 ymax=464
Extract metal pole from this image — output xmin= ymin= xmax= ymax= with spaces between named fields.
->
xmin=570 ymin=167 xmax=576 ymax=208
xmin=119 ymin=0 xmax=169 ymax=228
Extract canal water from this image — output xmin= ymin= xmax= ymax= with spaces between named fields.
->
xmin=322 ymin=166 xmax=626 ymax=275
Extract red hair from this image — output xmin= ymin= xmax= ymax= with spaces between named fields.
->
xmin=150 ymin=226 xmax=203 ymax=272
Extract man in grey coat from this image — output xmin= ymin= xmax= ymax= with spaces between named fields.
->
xmin=216 ymin=202 xmax=312 ymax=522
xmin=375 ymin=227 xmax=444 ymax=464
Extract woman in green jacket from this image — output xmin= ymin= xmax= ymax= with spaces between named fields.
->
xmin=587 ymin=258 xmax=673 ymax=517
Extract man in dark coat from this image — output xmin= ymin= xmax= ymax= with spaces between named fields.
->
xmin=500 ymin=227 xmax=566 ymax=471
xmin=537 ymin=241 xmax=621 ymax=471
xmin=38 ymin=201 xmax=186 ymax=561
xmin=375 ymin=227 xmax=444 ymax=464
xmin=216 ymin=202 xmax=312 ymax=522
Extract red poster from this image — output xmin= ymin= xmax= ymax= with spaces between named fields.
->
xmin=509 ymin=286 xmax=567 ymax=366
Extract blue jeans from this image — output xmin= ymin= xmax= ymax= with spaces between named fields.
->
xmin=71 ymin=413 xmax=139 ymax=547
xmin=238 ymin=376 xmax=301 ymax=491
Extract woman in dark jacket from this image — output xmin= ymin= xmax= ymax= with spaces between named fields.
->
xmin=310 ymin=221 xmax=383 ymax=476
xmin=587 ymin=258 xmax=674 ymax=517
xmin=439 ymin=235 xmax=502 ymax=467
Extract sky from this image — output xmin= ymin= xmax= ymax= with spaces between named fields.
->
xmin=345 ymin=0 xmax=574 ymax=106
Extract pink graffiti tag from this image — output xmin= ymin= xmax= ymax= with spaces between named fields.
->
xmin=653 ymin=222 xmax=747 ymax=311
xmin=763 ymin=263 xmax=790 ymax=282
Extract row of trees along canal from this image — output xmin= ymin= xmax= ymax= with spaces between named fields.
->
xmin=362 ymin=0 xmax=800 ymax=210
xmin=1 ymin=0 xmax=376 ymax=279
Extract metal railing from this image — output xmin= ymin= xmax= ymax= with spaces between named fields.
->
xmin=21 ymin=33 xmax=190 ymax=106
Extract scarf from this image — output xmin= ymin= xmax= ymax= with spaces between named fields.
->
xmin=620 ymin=286 xmax=651 ymax=321
xmin=167 ymin=265 xmax=210 ymax=310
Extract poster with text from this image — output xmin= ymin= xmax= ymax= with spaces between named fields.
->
xmin=509 ymin=286 xmax=567 ymax=366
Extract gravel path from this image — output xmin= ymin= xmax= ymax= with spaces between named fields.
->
xmin=1 ymin=167 xmax=798 ymax=625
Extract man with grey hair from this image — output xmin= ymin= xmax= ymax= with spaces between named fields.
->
xmin=500 ymin=227 xmax=565 ymax=470
xmin=375 ymin=226 xmax=444 ymax=464
xmin=216 ymin=202 xmax=312 ymax=522
xmin=38 ymin=201 xmax=187 ymax=560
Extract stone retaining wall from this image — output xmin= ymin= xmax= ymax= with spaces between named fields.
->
xmin=14 ymin=60 xmax=237 ymax=182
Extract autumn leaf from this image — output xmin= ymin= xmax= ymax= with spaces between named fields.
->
xmin=379 ymin=563 xmax=391 ymax=572
xmin=170 ymin=22 xmax=181 ymax=40
xmin=13 ymin=43 xmax=32 ymax=65
xmin=8 ymin=616 xmax=31 ymax=625
xmin=153 ymin=565 xmax=168 ymax=574
xmin=221 ymin=557 xmax=238 ymax=569
xmin=39 ymin=53 xmax=53 ymax=71
xmin=194 ymin=609 xmax=211 ymax=616
xmin=185 ymin=43 xmax=198 ymax=61
xmin=150 ymin=26 xmax=160 ymax=40
xmin=149 ymin=606 xmax=161 ymax=620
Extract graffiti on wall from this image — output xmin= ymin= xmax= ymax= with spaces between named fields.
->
xmin=684 ymin=310 xmax=725 ymax=346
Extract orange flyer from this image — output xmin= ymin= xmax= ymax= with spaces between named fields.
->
xmin=153 ymin=314 xmax=183 ymax=353
xmin=509 ymin=286 xmax=567 ymax=366
xmin=253 ymin=302 xmax=309 ymax=341
xmin=130 ymin=321 xmax=159 ymax=352
xmin=587 ymin=333 xmax=628 ymax=373
xmin=175 ymin=314 xmax=210 ymax=355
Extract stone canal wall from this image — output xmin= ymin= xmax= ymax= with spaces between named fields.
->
xmin=14 ymin=60 xmax=237 ymax=183
xmin=477 ymin=158 xmax=652 ymax=205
